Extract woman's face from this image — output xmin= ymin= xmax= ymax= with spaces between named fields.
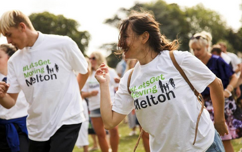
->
xmin=122 ymin=25 xmax=143 ymax=59
xmin=0 ymin=49 xmax=9 ymax=73
xmin=89 ymin=54 xmax=97 ymax=70
xmin=191 ymin=42 xmax=208 ymax=60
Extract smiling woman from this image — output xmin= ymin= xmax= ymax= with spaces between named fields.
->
xmin=95 ymin=11 xmax=228 ymax=152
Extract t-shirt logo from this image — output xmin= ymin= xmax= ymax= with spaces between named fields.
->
xmin=22 ymin=59 xmax=59 ymax=86
xmin=131 ymin=74 xmax=176 ymax=110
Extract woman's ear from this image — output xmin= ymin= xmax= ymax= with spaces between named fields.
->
xmin=141 ymin=31 xmax=149 ymax=44
xmin=206 ymin=44 xmax=209 ymax=51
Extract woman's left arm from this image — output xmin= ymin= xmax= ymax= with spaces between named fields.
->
xmin=208 ymin=77 xmax=228 ymax=136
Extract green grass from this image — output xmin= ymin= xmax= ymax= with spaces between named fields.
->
xmin=73 ymin=122 xmax=242 ymax=152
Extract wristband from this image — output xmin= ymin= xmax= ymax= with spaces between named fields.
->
xmin=224 ymin=89 xmax=232 ymax=97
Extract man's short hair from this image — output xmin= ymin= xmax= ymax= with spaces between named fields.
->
xmin=0 ymin=10 xmax=34 ymax=35
xmin=211 ymin=44 xmax=222 ymax=55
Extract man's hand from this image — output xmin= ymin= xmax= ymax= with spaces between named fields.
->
xmin=90 ymin=90 xmax=99 ymax=96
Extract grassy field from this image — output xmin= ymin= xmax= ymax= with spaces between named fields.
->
xmin=73 ymin=122 xmax=242 ymax=152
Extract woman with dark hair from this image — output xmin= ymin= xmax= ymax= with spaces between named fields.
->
xmin=95 ymin=12 xmax=227 ymax=151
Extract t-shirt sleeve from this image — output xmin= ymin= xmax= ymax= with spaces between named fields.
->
xmin=112 ymin=70 xmax=134 ymax=115
xmin=174 ymin=51 xmax=216 ymax=93
xmin=7 ymin=61 xmax=21 ymax=93
xmin=62 ymin=37 xmax=88 ymax=74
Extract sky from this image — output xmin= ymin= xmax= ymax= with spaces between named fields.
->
xmin=0 ymin=0 xmax=241 ymax=56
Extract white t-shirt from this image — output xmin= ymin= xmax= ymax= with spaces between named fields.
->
xmin=82 ymin=68 xmax=118 ymax=111
xmin=0 ymin=73 xmax=29 ymax=120
xmin=7 ymin=32 xmax=88 ymax=141
xmin=221 ymin=52 xmax=231 ymax=65
xmin=113 ymin=50 xmax=216 ymax=152
xmin=227 ymin=52 xmax=241 ymax=76
xmin=75 ymin=99 xmax=89 ymax=147
xmin=116 ymin=59 xmax=126 ymax=77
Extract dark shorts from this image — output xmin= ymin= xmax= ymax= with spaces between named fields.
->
xmin=0 ymin=123 xmax=29 ymax=152
xmin=29 ymin=123 xmax=81 ymax=152
xmin=90 ymin=108 xmax=101 ymax=117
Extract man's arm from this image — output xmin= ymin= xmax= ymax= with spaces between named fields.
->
xmin=234 ymin=63 xmax=241 ymax=73
xmin=77 ymin=68 xmax=89 ymax=91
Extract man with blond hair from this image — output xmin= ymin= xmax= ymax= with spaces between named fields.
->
xmin=0 ymin=10 xmax=89 ymax=152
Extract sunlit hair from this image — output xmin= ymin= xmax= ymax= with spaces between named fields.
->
xmin=218 ymin=42 xmax=227 ymax=49
xmin=90 ymin=51 xmax=107 ymax=70
xmin=189 ymin=31 xmax=212 ymax=53
xmin=117 ymin=11 xmax=179 ymax=54
xmin=84 ymin=57 xmax=91 ymax=73
xmin=0 ymin=10 xmax=35 ymax=35
xmin=0 ymin=44 xmax=17 ymax=57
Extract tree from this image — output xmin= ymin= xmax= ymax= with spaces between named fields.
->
xmin=100 ymin=43 xmax=121 ymax=68
xmin=104 ymin=0 xmax=242 ymax=66
xmin=185 ymin=4 xmax=229 ymax=47
xmin=105 ymin=1 xmax=190 ymax=50
xmin=29 ymin=12 xmax=90 ymax=54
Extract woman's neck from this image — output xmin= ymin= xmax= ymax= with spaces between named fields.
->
xmin=138 ymin=49 xmax=158 ymax=65
xmin=200 ymin=53 xmax=212 ymax=65
xmin=26 ymin=30 xmax=39 ymax=47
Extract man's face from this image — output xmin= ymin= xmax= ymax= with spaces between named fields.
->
xmin=220 ymin=44 xmax=226 ymax=53
xmin=4 ymin=26 xmax=26 ymax=49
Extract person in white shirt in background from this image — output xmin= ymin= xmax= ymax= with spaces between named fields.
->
xmin=75 ymin=98 xmax=89 ymax=152
xmin=82 ymin=51 xmax=119 ymax=152
xmin=0 ymin=44 xmax=29 ymax=152
xmin=116 ymin=54 xmax=127 ymax=78
xmin=95 ymin=11 xmax=228 ymax=152
xmin=0 ymin=10 xmax=89 ymax=152
xmin=218 ymin=42 xmax=241 ymax=98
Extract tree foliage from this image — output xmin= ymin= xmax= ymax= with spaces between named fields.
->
xmin=185 ymin=4 xmax=228 ymax=47
xmin=29 ymin=12 xmax=90 ymax=54
xmin=100 ymin=43 xmax=122 ymax=68
xmin=104 ymin=0 xmax=242 ymax=67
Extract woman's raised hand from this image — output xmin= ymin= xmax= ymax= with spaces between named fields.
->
xmin=95 ymin=63 xmax=110 ymax=84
